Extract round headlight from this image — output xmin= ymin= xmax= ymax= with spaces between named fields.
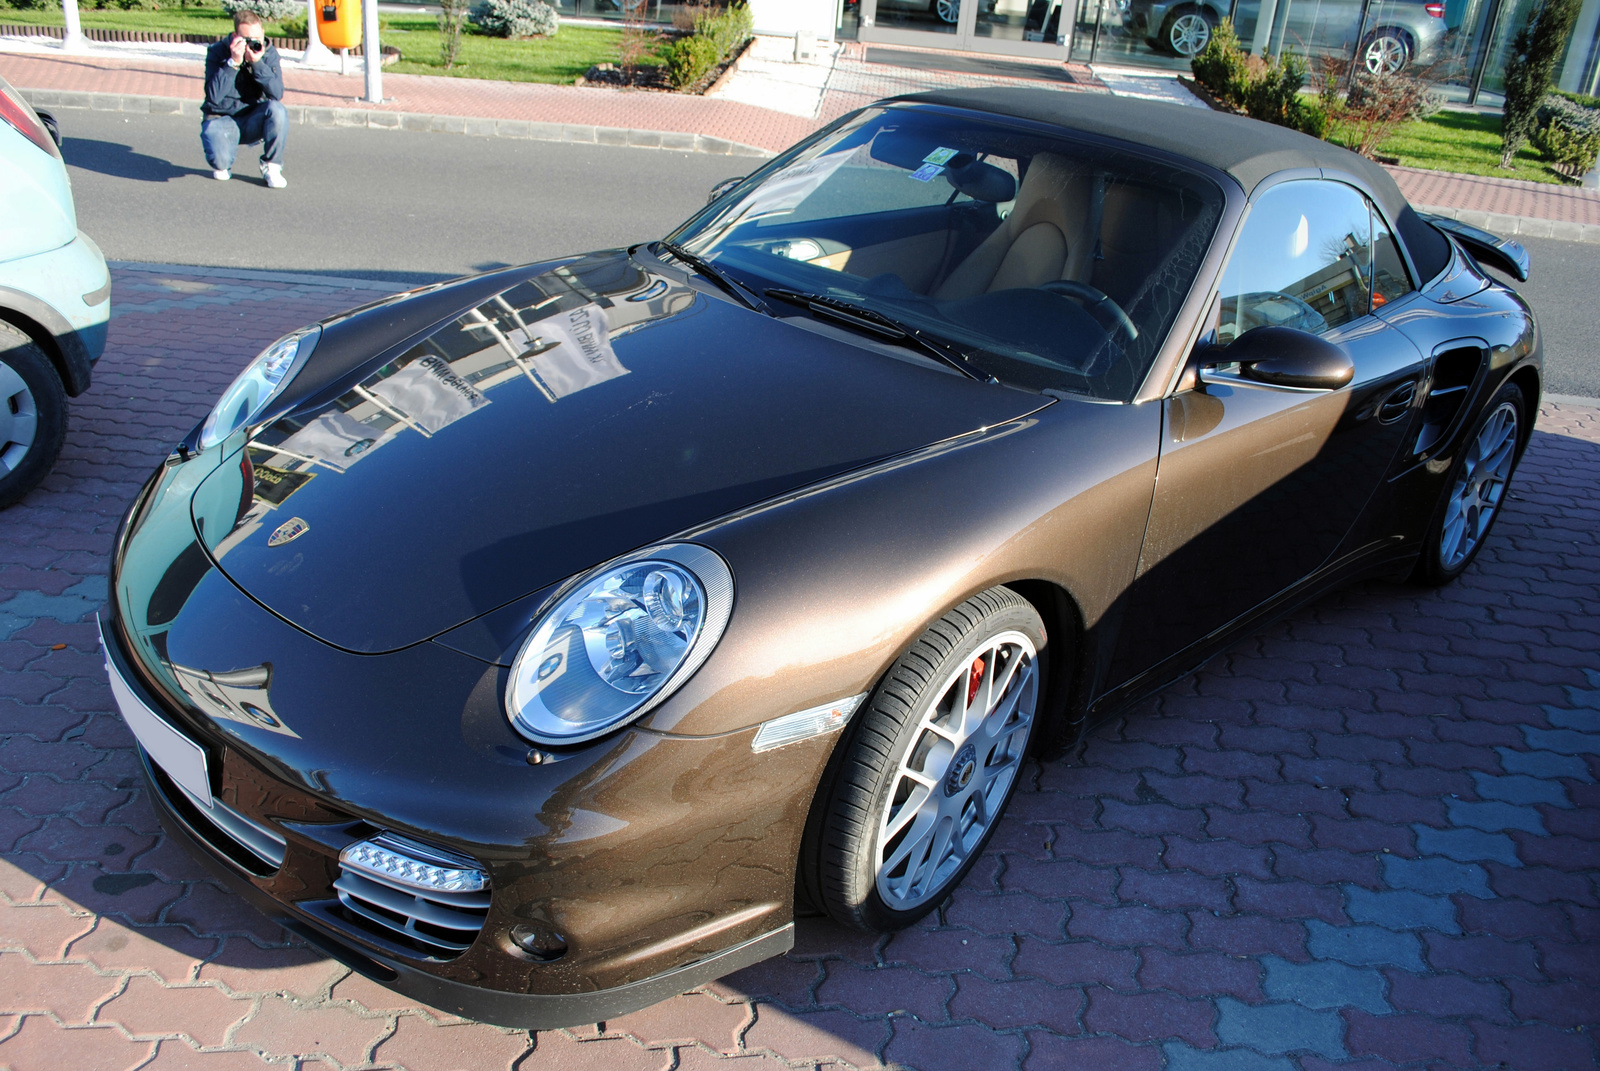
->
xmin=506 ymin=543 xmax=734 ymax=746
xmin=198 ymin=326 xmax=321 ymax=451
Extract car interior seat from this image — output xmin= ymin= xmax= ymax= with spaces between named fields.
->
xmin=933 ymin=152 xmax=1093 ymax=301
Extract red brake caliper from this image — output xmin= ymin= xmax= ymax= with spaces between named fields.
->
xmin=967 ymin=657 xmax=986 ymax=708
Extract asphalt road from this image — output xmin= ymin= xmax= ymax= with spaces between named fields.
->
xmin=1480 ymin=236 xmax=1600 ymax=401
xmin=57 ymin=109 xmax=1600 ymax=397
xmin=58 ymin=109 xmax=745 ymax=284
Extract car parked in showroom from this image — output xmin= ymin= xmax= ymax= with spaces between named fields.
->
xmin=106 ymin=88 xmax=1538 ymax=1027
xmin=0 ymin=73 xmax=111 ymax=509
xmin=1123 ymin=0 xmax=1445 ymax=68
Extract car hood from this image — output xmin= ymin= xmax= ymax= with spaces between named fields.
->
xmin=191 ymin=249 xmax=1046 ymax=653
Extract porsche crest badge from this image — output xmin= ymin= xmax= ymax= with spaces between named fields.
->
xmin=267 ymin=517 xmax=310 ymax=547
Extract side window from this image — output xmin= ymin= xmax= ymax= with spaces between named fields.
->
xmin=1217 ymin=181 xmax=1374 ymax=344
xmin=1369 ymin=204 xmax=1414 ymax=309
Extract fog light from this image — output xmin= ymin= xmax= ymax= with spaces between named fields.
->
xmin=510 ymin=922 xmax=568 ymax=962
xmin=340 ymin=835 xmax=488 ymax=894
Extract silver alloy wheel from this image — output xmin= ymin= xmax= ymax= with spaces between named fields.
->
xmin=936 ymin=0 xmax=961 ymax=23
xmin=1169 ymin=12 xmax=1212 ymax=55
xmin=1440 ymin=400 xmax=1518 ymax=570
xmin=0 ymin=359 xmax=39 ymax=477
xmin=874 ymin=630 xmax=1039 ymax=910
xmin=1363 ymin=33 xmax=1408 ymax=73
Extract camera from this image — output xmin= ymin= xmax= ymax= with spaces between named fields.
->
xmin=245 ymin=37 xmax=264 ymax=52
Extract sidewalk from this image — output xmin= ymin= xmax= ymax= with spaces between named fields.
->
xmin=2 ymin=34 xmax=1598 ymax=235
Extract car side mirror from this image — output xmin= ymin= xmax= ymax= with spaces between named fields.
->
xmin=707 ymin=176 xmax=744 ymax=204
xmin=1200 ymin=326 xmax=1355 ymax=393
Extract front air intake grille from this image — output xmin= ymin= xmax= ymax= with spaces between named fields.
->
xmin=143 ymin=748 xmax=287 ymax=874
xmin=333 ymin=833 xmax=490 ymax=959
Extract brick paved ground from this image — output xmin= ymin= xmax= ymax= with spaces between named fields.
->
xmin=2 ymin=265 xmax=1598 ymax=1070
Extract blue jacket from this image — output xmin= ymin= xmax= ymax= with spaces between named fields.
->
xmin=203 ymin=37 xmax=284 ymax=117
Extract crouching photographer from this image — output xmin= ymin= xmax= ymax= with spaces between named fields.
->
xmin=202 ymin=10 xmax=288 ymax=188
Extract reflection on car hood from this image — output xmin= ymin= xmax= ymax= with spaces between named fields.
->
xmin=192 ymin=249 xmax=1045 ymax=653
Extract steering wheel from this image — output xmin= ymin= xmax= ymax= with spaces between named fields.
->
xmin=1040 ymin=280 xmax=1139 ymax=345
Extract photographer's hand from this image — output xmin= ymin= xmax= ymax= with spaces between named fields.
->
xmin=229 ymin=34 xmax=247 ymax=65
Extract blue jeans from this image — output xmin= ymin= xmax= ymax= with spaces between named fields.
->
xmin=201 ymin=101 xmax=286 ymax=170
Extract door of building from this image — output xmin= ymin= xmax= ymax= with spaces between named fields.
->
xmin=860 ymin=0 xmax=1071 ymax=60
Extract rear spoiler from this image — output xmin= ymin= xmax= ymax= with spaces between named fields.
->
xmin=1419 ymin=213 xmax=1530 ymax=282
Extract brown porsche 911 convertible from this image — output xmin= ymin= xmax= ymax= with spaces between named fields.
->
xmin=106 ymin=88 xmax=1538 ymax=1026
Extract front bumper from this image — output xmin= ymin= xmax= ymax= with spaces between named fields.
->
xmin=103 ymin=454 xmax=837 ymax=1025
xmin=0 ymin=229 xmax=110 ymax=395
xmin=104 ymin=602 xmax=797 ymax=1026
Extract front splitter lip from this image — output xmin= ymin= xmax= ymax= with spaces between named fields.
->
xmin=143 ymin=763 xmax=792 ymax=1028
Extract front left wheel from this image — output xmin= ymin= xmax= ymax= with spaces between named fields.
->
xmin=0 ymin=322 xmax=68 ymax=511
xmin=801 ymin=587 xmax=1048 ymax=932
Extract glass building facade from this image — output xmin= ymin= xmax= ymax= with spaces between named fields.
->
xmin=830 ymin=0 xmax=1598 ymax=98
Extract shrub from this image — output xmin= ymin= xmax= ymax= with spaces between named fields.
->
xmin=1531 ymin=93 xmax=1600 ymax=177
xmin=1190 ymin=18 xmax=1253 ymax=110
xmin=469 ymin=0 xmax=557 ymax=39
xmin=221 ymin=0 xmax=304 ymax=22
xmin=1191 ymin=23 xmax=1325 ymax=137
xmin=695 ymin=1 xmax=752 ymax=62
xmin=1242 ymin=52 xmax=1328 ymax=137
xmin=1500 ymin=0 xmax=1582 ymax=167
xmin=662 ymin=2 xmax=750 ymax=90
xmin=664 ymin=31 xmax=719 ymax=89
xmin=273 ymin=15 xmax=308 ymax=37
xmin=1325 ymin=63 xmax=1442 ymax=157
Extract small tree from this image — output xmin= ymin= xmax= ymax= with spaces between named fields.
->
xmin=617 ymin=0 xmax=658 ymax=83
xmin=1500 ymin=0 xmax=1582 ymax=168
xmin=438 ymin=0 xmax=469 ymax=68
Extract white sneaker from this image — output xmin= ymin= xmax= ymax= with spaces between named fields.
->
xmin=212 ymin=169 xmax=231 ymax=181
xmin=261 ymin=162 xmax=287 ymax=189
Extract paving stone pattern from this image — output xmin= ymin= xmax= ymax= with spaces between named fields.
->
xmin=2 ymin=265 xmax=1598 ymax=1069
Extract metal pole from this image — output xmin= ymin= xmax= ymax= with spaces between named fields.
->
xmin=302 ymin=0 xmax=336 ymax=67
xmin=1345 ymin=0 xmax=1374 ymax=89
xmin=1251 ymin=0 xmax=1279 ymax=54
xmin=1089 ymin=0 xmax=1105 ymax=65
xmin=362 ymin=0 xmax=382 ymax=102
xmin=1466 ymin=0 xmax=1506 ymax=104
xmin=61 ymin=0 xmax=85 ymax=52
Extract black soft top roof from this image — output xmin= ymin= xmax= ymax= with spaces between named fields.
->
xmin=888 ymin=87 xmax=1450 ymax=282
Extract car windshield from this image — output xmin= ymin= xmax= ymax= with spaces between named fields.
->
xmin=667 ymin=104 xmax=1225 ymax=401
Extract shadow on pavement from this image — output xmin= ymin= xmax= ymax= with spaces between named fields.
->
xmin=63 ymin=136 xmax=213 ymax=183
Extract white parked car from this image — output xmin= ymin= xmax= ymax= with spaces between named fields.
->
xmin=0 ymin=72 xmax=110 ymax=508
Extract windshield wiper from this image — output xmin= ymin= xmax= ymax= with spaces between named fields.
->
xmin=658 ymin=241 xmax=773 ymax=316
xmin=766 ymin=287 xmax=997 ymax=384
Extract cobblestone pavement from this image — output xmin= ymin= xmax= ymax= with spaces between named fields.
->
xmin=2 ymin=265 xmax=1598 ymax=1071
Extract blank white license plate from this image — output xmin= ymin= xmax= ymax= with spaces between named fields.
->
xmin=101 ymin=621 xmax=212 ymax=808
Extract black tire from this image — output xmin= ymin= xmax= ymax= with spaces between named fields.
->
xmin=0 ymin=322 xmax=68 ymax=511
xmin=1410 ymin=380 xmax=1525 ymax=587
xmin=1360 ymin=28 xmax=1413 ymax=74
xmin=800 ymin=587 xmax=1050 ymax=932
xmin=1160 ymin=5 xmax=1215 ymax=56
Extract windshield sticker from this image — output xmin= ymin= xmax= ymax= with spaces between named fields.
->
xmin=909 ymin=163 xmax=945 ymax=182
xmin=923 ymin=147 xmax=959 ymax=165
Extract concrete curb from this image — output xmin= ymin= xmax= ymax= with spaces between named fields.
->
xmin=109 ymin=259 xmax=409 ymax=292
xmin=1545 ymin=393 xmax=1600 ymax=410
xmin=18 ymin=87 xmax=776 ymax=159
xmin=1417 ymin=202 xmax=1600 ymax=245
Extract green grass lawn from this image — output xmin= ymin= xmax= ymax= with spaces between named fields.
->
xmin=1347 ymin=109 xmax=1571 ymax=186
xmin=0 ymin=4 xmax=638 ymax=84
xmin=380 ymin=16 xmax=644 ymax=83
